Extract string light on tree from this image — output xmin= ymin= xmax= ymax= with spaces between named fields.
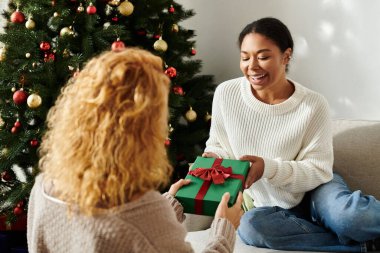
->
xmin=185 ymin=107 xmax=197 ymax=122
xmin=118 ymin=1 xmax=134 ymax=16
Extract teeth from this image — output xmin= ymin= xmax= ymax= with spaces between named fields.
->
xmin=252 ymin=74 xmax=265 ymax=80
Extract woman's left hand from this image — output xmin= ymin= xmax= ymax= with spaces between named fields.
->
xmin=168 ymin=179 xmax=191 ymax=196
xmin=240 ymin=155 xmax=264 ymax=189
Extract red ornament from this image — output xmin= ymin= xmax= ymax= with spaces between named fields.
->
xmin=40 ymin=41 xmax=51 ymax=51
xmin=172 ymin=85 xmax=184 ymax=96
xmin=164 ymin=138 xmax=171 ymax=146
xmin=87 ymin=3 xmax=97 ymax=14
xmin=190 ymin=48 xmax=197 ymax=56
xmin=168 ymin=5 xmax=175 ymax=13
xmin=112 ymin=16 xmax=119 ymax=22
xmin=11 ymin=126 xmax=18 ymax=134
xmin=165 ymin=67 xmax=177 ymax=78
xmin=13 ymin=206 xmax=23 ymax=216
xmin=44 ymin=52 xmax=55 ymax=62
xmin=10 ymin=10 xmax=25 ymax=23
xmin=112 ymin=39 xmax=125 ymax=52
xmin=1 ymin=171 xmax=13 ymax=181
xmin=30 ymin=139 xmax=39 ymax=147
xmin=13 ymin=89 xmax=28 ymax=105
xmin=14 ymin=120 xmax=21 ymax=128
xmin=153 ymin=34 xmax=161 ymax=40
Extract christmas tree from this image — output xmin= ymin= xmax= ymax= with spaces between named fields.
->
xmin=0 ymin=0 xmax=214 ymax=225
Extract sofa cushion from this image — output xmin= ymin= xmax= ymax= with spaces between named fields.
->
xmin=332 ymin=119 xmax=380 ymax=200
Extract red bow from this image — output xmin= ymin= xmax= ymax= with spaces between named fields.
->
xmin=189 ymin=165 xmax=232 ymax=185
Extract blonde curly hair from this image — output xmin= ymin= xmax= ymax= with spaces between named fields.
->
xmin=39 ymin=48 xmax=172 ymax=215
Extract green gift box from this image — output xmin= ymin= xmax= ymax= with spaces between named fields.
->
xmin=175 ymin=156 xmax=250 ymax=216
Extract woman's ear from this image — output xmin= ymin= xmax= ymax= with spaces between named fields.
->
xmin=283 ymin=48 xmax=292 ymax=64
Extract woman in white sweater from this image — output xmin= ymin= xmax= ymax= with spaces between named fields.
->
xmin=27 ymin=48 xmax=243 ymax=253
xmin=203 ymin=17 xmax=380 ymax=252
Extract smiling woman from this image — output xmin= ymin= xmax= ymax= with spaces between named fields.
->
xmin=202 ymin=17 xmax=380 ymax=252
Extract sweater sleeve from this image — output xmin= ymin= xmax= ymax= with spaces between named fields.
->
xmin=162 ymin=192 xmax=186 ymax=223
xmin=201 ymin=218 xmax=236 ymax=253
xmin=204 ymin=85 xmax=232 ymax=158
xmin=162 ymin=192 xmax=235 ymax=253
xmin=261 ymin=96 xmax=334 ymax=193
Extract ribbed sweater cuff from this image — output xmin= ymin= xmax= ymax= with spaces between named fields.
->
xmin=262 ymin=157 xmax=278 ymax=179
xmin=209 ymin=218 xmax=236 ymax=249
xmin=162 ymin=192 xmax=186 ymax=223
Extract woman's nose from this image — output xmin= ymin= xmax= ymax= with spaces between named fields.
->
xmin=248 ymin=58 xmax=259 ymax=69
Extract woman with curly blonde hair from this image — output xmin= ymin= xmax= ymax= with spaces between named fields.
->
xmin=27 ymin=48 xmax=243 ymax=253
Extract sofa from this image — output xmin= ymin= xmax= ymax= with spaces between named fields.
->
xmin=185 ymin=119 xmax=380 ymax=253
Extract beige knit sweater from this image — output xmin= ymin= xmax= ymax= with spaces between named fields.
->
xmin=27 ymin=174 xmax=235 ymax=253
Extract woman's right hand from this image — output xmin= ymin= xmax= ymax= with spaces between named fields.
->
xmin=202 ymin=152 xmax=219 ymax=158
xmin=214 ymin=191 xmax=244 ymax=229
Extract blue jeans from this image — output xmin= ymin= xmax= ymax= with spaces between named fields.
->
xmin=238 ymin=173 xmax=380 ymax=252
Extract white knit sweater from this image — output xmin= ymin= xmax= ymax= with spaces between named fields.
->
xmin=205 ymin=77 xmax=334 ymax=209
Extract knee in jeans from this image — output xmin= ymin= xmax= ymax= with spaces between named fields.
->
xmin=332 ymin=195 xmax=377 ymax=239
xmin=238 ymin=210 xmax=274 ymax=247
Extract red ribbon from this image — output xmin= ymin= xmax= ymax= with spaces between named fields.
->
xmin=189 ymin=158 xmax=245 ymax=215
xmin=188 ymin=161 xmax=232 ymax=185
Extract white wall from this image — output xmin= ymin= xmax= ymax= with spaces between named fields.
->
xmin=178 ymin=0 xmax=380 ymax=120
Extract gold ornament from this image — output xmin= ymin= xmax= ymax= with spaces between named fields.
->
xmin=25 ymin=53 xmax=31 ymax=58
xmin=27 ymin=94 xmax=42 ymax=108
xmin=32 ymin=62 xmax=37 ymax=68
xmin=108 ymin=0 xmax=121 ymax=6
xmin=204 ymin=112 xmax=212 ymax=122
xmin=185 ymin=107 xmax=197 ymax=122
xmin=60 ymin=26 xmax=74 ymax=36
xmin=0 ymin=47 xmax=6 ymax=62
xmin=153 ymin=37 xmax=168 ymax=52
xmin=11 ymin=87 xmax=16 ymax=92
xmin=25 ymin=17 xmax=36 ymax=29
xmin=53 ymin=12 xmax=59 ymax=17
xmin=171 ymin=24 xmax=179 ymax=33
xmin=0 ymin=116 xmax=4 ymax=127
xmin=77 ymin=3 xmax=84 ymax=12
xmin=62 ymin=49 xmax=70 ymax=58
xmin=118 ymin=1 xmax=134 ymax=16
xmin=1 ymin=148 xmax=9 ymax=157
